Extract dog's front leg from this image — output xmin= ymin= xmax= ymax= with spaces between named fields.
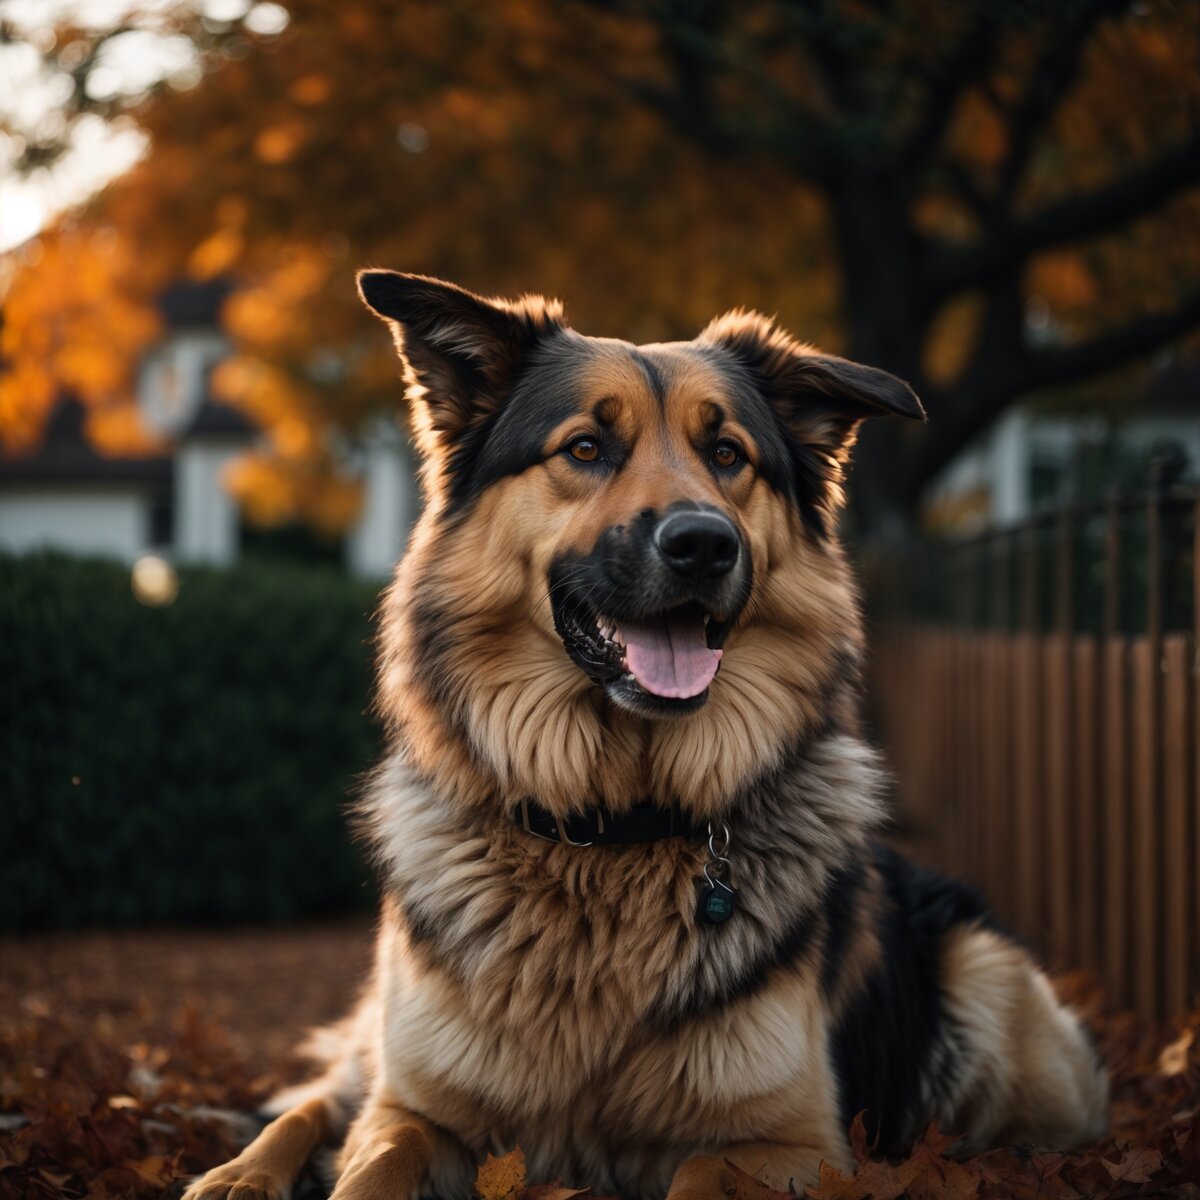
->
xmin=182 ymin=1095 xmax=333 ymax=1200
xmin=667 ymin=1136 xmax=850 ymax=1200
xmin=329 ymin=1095 xmax=460 ymax=1200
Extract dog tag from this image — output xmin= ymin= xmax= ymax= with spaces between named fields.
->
xmin=697 ymin=878 xmax=736 ymax=924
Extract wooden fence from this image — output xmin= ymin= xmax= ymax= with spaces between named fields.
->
xmin=870 ymin=485 xmax=1199 ymax=1020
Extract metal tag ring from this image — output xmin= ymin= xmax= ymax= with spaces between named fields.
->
xmin=702 ymin=858 xmax=730 ymax=886
xmin=707 ymin=821 xmax=731 ymax=859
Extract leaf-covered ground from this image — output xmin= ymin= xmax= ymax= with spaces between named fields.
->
xmin=0 ymin=924 xmax=1196 ymax=1199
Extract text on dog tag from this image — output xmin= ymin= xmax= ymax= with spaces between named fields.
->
xmin=697 ymin=878 xmax=736 ymax=924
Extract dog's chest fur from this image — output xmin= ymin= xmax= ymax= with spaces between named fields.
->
xmin=365 ymin=737 xmax=884 ymax=1195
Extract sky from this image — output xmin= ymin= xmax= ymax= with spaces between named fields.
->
xmin=0 ymin=0 xmax=287 ymax=252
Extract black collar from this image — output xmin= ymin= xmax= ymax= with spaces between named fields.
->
xmin=513 ymin=798 xmax=696 ymax=846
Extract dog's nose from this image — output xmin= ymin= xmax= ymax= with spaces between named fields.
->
xmin=654 ymin=511 xmax=740 ymax=579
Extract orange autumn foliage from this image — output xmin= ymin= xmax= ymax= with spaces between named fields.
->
xmin=1 ymin=229 xmax=164 ymax=457
xmin=2 ymin=1 xmax=1199 ymax=529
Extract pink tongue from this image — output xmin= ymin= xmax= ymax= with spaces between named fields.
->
xmin=616 ymin=615 xmax=722 ymax=699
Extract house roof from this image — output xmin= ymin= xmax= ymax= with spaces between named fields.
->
xmin=158 ymin=278 xmax=233 ymax=327
xmin=1145 ymin=355 xmax=1200 ymax=414
xmin=0 ymin=397 xmax=172 ymax=487
xmin=0 ymin=281 xmax=253 ymax=484
xmin=181 ymin=365 xmax=254 ymax=439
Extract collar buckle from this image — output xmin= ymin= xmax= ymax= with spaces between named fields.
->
xmin=518 ymin=798 xmax=594 ymax=846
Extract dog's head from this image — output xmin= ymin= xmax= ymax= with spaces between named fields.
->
xmin=361 ymin=271 xmax=923 ymax=808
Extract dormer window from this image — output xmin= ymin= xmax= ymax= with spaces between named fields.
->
xmin=138 ymin=330 xmax=228 ymax=438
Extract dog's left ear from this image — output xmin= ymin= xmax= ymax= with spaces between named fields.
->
xmin=701 ymin=310 xmax=925 ymax=528
xmin=701 ymin=309 xmax=925 ymax=443
xmin=357 ymin=270 xmax=564 ymax=452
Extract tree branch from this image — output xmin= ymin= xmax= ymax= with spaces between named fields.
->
xmin=788 ymin=0 xmax=860 ymax=115
xmin=899 ymin=10 xmax=999 ymax=172
xmin=925 ymin=133 xmax=1200 ymax=300
xmin=898 ymin=286 xmax=1200 ymax=499
xmin=937 ymin=156 xmax=998 ymax=222
xmin=1012 ymin=288 xmax=1200 ymax=392
xmin=994 ymin=0 xmax=1131 ymax=206
xmin=606 ymin=2 xmax=838 ymax=183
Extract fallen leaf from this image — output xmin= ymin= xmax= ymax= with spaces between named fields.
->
xmin=1159 ymin=1028 xmax=1195 ymax=1076
xmin=847 ymin=1112 xmax=872 ymax=1165
xmin=802 ymin=1159 xmax=859 ymax=1200
xmin=1102 ymin=1144 xmax=1163 ymax=1184
xmin=906 ymin=1156 xmax=979 ymax=1200
xmin=911 ymin=1122 xmax=964 ymax=1159
xmin=905 ymin=1123 xmax=978 ymax=1200
xmin=128 ymin=1156 xmax=173 ymax=1186
xmin=524 ymin=1184 xmax=589 ymax=1200
xmin=725 ymin=1158 xmax=794 ymax=1200
xmin=475 ymin=1149 xmax=527 ymax=1200
xmin=851 ymin=1156 xmax=919 ymax=1200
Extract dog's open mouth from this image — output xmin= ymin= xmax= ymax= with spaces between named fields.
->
xmin=601 ymin=609 xmax=723 ymax=699
xmin=554 ymin=595 xmax=731 ymax=713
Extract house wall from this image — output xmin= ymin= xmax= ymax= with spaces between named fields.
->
xmin=0 ymin=488 xmax=149 ymax=562
xmin=175 ymin=441 xmax=240 ymax=566
xmin=1113 ymin=416 xmax=1200 ymax=469
xmin=346 ymin=424 xmax=418 ymax=578
xmin=924 ymin=408 xmax=1200 ymax=533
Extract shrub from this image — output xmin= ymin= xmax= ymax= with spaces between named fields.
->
xmin=0 ymin=551 xmax=384 ymax=930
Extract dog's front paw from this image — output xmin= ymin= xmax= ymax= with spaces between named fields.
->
xmin=181 ymin=1158 xmax=287 ymax=1200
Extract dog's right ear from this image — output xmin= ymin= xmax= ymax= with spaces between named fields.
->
xmin=357 ymin=270 xmax=564 ymax=450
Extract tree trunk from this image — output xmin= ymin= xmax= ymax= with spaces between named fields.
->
xmin=828 ymin=166 xmax=930 ymax=543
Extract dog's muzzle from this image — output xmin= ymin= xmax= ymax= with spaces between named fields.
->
xmin=549 ymin=503 xmax=751 ymax=716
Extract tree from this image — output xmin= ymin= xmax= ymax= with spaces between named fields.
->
xmin=1 ymin=0 xmax=1198 ymax=534
xmin=581 ymin=0 xmax=1200 ymax=530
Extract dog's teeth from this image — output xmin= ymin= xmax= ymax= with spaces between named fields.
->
xmin=703 ymin=615 xmax=711 ymax=627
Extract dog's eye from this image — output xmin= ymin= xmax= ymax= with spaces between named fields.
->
xmin=568 ymin=437 xmax=601 ymax=463
xmin=712 ymin=441 xmax=740 ymax=469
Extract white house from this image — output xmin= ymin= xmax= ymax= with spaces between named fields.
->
xmin=0 ymin=282 xmax=418 ymax=577
xmin=921 ymin=363 xmax=1200 ymax=535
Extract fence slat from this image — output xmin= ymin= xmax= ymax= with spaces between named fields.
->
xmin=1103 ymin=638 xmax=1131 ymax=1011
xmin=1073 ymin=637 xmax=1100 ymax=976
xmin=1044 ymin=634 xmax=1073 ymax=967
xmin=987 ymin=633 xmax=1013 ymax=925
xmin=1162 ymin=635 xmax=1192 ymax=1019
xmin=969 ymin=635 xmax=985 ymax=892
xmin=1015 ymin=635 xmax=1043 ymax=944
xmin=1130 ymin=638 xmax=1161 ymax=1020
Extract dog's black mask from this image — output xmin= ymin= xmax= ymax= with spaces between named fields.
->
xmin=550 ymin=500 xmax=752 ymax=718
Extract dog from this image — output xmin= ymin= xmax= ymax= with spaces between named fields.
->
xmin=184 ymin=271 xmax=1107 ymax=1200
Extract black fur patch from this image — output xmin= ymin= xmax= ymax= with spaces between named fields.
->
xmin=818 ymin=857 xmax=868 ymax=1000
xmin=831 ymin=843 xmax=998 ymax=1150
xmin=695 ymin=344 xmax=841 ymax=537
xmin=663 ymin=905 xmax=820 ymax=1029
xmin=405 ymin=590 xmax=476 ymax=748
xmin=452 ymin=333 xmax=585 ymax=507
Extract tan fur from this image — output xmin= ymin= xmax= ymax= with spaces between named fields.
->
xmin=935 ymin=927 xmax=1108 ymax=1155
xmin=183 ymin=1096 xmax=331 ymax=1200
xmin=185 ymin=278 xmax=1106 ymax=1200
xmin=374 ymin=338 xmax=862 ymax=818
xmin=332 ymin=1099 xmax=464 ymax=1200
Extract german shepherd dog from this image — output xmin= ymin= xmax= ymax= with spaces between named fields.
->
xmin=186 ymin=273 xmax=1107 ymax=1200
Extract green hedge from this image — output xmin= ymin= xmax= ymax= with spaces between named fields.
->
xmin=0 ymin=551 xmax=384 ymax=931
